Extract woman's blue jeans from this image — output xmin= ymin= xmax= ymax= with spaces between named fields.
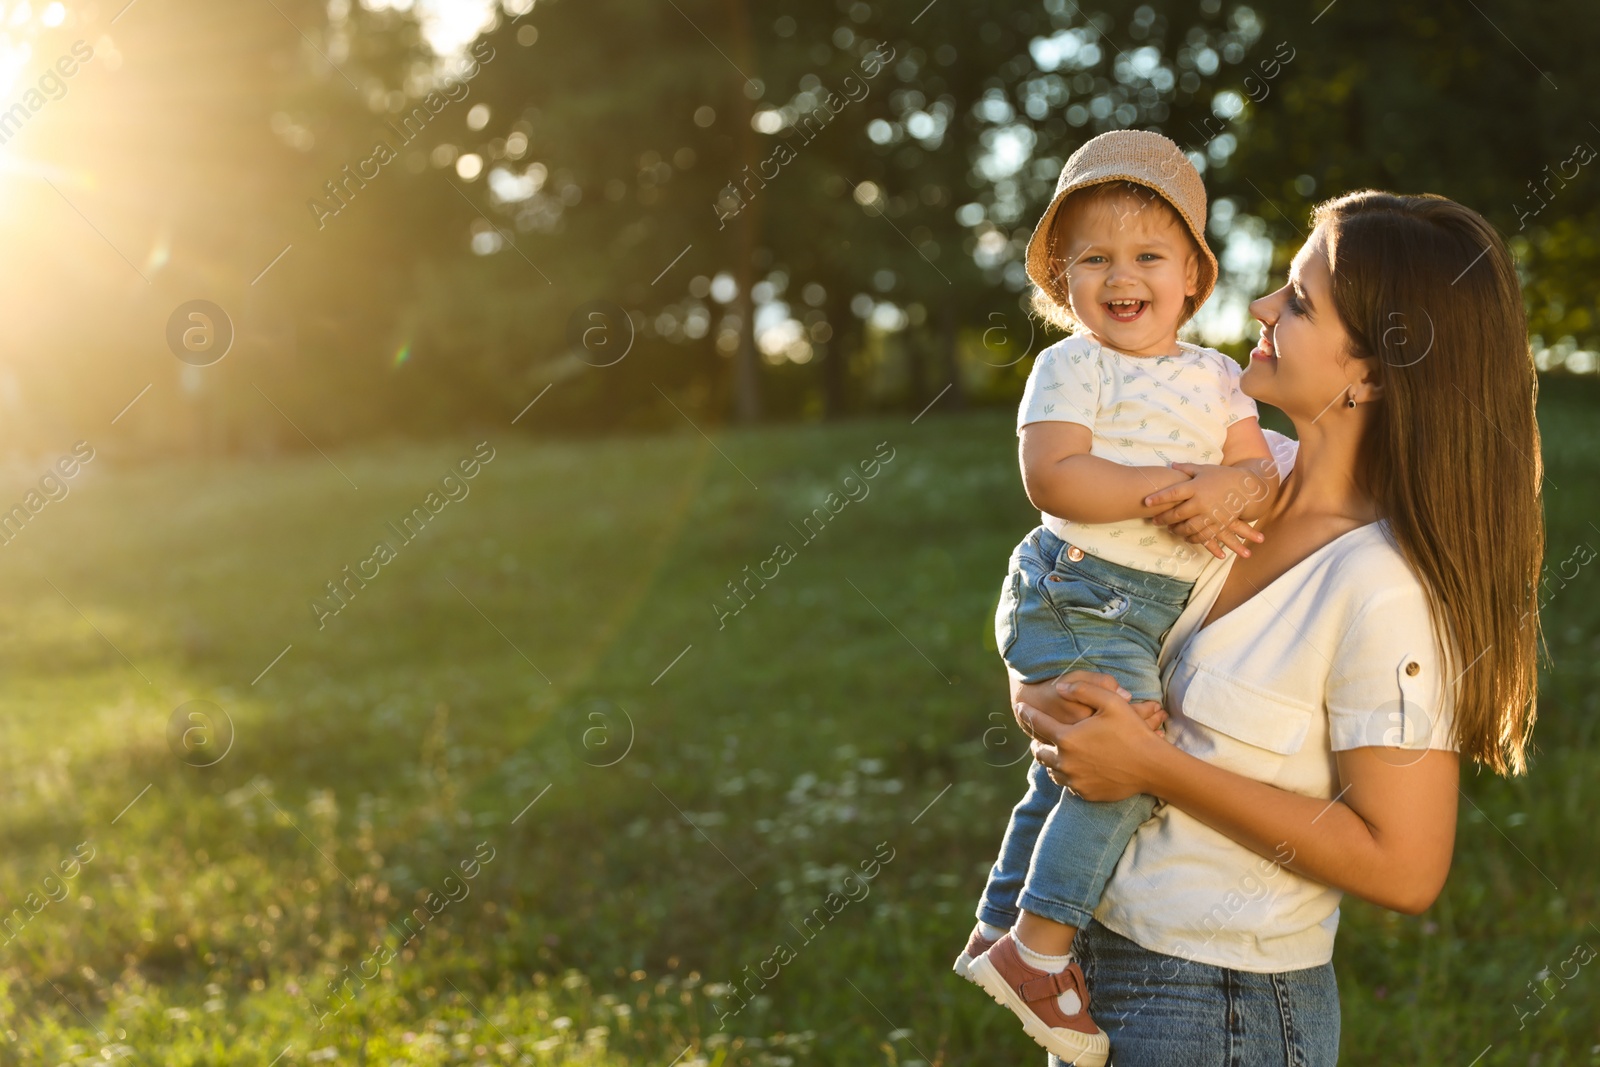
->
xmin=1055 ymin=921 xmax=1341 ymax=1066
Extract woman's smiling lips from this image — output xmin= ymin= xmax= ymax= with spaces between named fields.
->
xmin=1104 ymin=299 xmax=1148 ymax=322
xmin=1250 ymin=327 xmax=1277 ymax=361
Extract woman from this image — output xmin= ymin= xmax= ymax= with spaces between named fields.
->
xmin=1012 ymin=190 xmax=1543 ymax=1066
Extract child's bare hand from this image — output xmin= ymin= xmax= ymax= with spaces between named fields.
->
xmin=1132 ymin=699 xmax=1168 ymax=733
xmin=1143 ymin=463 xmax=1268 ymax=558
xmin=1181 ymin=518 xmax=1265 ymax=559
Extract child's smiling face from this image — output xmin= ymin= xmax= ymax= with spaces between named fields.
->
xmin=1050 ymin=185 xmax=1201 ymax=357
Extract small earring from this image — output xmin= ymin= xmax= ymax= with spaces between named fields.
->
xmin=1346 ymin=392 xmax=1357 ymax=409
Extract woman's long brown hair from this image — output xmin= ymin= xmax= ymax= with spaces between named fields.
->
xmin=1316 ymin=191 xmax=1542 ymax=775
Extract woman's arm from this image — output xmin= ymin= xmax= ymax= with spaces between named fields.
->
xmin=1015 ymin=675 xmax=1460 ymax=915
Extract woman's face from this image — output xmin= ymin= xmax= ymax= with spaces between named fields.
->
xmin=1241 ymin=226 xmax=1366 ymax=421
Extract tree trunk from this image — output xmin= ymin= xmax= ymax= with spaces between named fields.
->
xmin=821 ymin=294 xmax=852 ymax=419
xmin=905 ymin=330 xmax=928 ymax=414
xmin=732 ymin=257 xmax=760 ymax=422
xmin=725 ymin=0 xmax=761 ymax=423
xmin=941 ymin=301 xmax=966 ymax=412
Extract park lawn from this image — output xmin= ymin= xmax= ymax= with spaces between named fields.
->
xmin=0 ymin=387 xmax=1595 ymax=1066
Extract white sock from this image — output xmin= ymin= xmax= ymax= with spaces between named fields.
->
xmin=1013 ymin=930 xmax=1072 ymax=972
xmin=1013 ymin=931 xmax=1083 ymax=1016
xmin=977 ymin=921 xmax=1007 ymax=942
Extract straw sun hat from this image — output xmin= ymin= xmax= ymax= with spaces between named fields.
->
xmin=1025 ymin=130 xmax=1218 ymax=321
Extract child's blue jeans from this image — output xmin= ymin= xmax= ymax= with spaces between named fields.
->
xmin=979 ymin=525 xmax=1193 ymax=931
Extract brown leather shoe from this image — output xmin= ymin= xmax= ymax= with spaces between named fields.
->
xmin=952 ymin=924 xmax=999 ymax=981
xmin=967 ymin=933 xmax=1109 ymax=1066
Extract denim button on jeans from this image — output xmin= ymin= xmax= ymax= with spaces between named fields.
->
xmin=980 ymin=527 xmax=1194 ymax=932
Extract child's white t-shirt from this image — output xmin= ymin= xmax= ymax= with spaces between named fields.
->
xmin=1016 ymin=335 xmax=1258 ymax=582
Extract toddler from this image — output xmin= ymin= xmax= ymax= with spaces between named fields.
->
xmin=957 ymin=130 xmax=1278 ymax=1066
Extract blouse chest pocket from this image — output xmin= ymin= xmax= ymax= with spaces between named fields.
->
xmin=1175 ymin=666 xmax=1317 ymax=780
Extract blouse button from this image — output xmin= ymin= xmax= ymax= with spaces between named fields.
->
xmin=1405 ymin=661 xmax=1421 ymax=676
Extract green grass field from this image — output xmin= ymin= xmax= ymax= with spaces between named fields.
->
xmin=0 ymin=385 xmax=1596 ymax=1066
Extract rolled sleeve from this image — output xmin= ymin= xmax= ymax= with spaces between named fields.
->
xmin=1325 ymin=590 xmax=1458 ymax=753
xmin=1018 ymin=339 xmax=1101 ymax=432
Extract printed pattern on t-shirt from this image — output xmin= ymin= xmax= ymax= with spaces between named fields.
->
xmin=1015 ymin=335 xmax=1258 ymax=578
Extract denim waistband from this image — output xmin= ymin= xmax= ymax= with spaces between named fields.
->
xmin=1029 ymin=526 xmax=1195 ymax=607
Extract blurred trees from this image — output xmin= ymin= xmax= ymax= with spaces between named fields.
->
xmin=1206 ymin=0 xmax=1599 ymax=363
xmin=441 ymin=0 xmax=1269 ymax=428
xmin=3 ymin=0 xmax=1596 ymax=457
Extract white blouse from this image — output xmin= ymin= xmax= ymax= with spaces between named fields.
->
xmin=1093 ymin=437 xmax=1459 ymax=973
